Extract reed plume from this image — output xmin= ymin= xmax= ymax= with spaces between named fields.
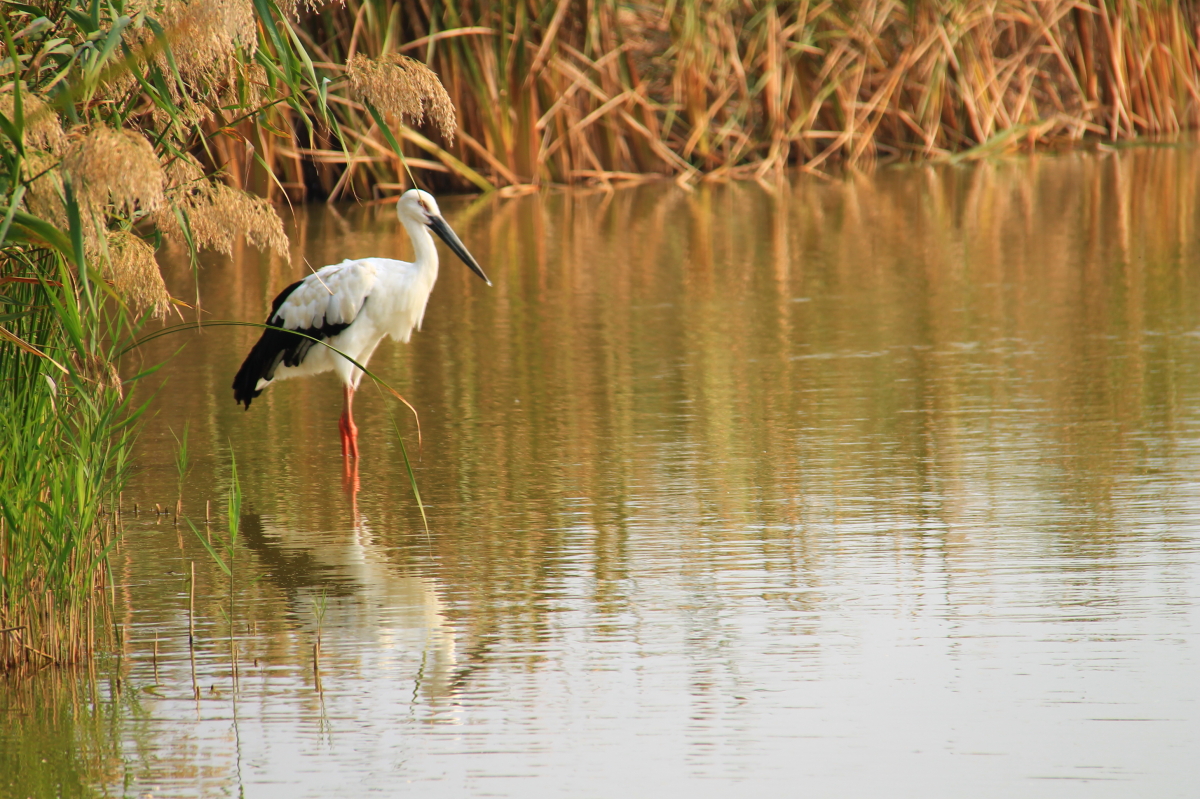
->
xmin=21 ymin=149 xmax=68 ymax=228
xmin=0 ymin=94 xmax=64 ymax=154
xmin=346 ymin=54 xmax=458 ymax=142
xmin=61 ymin=127 xmax=165 ymax=221
xmin=153 ymin=154 xmax=289 ymax=258
xmin=103 ymin=230 xmax=172 ymax=319
xmin=98 ymin=0 xmax=262 ymax=126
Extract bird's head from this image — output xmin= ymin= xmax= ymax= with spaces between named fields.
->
xmin=397 ymin=189 xmax=491 ymax=286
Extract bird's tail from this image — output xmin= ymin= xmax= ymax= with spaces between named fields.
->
xmin=232 ymin=327 xmax=293 ymax=408
xmin=232 ymin=352 xmax=268 ymax=409
xmin=232 ymin=322 xmax=344 ymax=408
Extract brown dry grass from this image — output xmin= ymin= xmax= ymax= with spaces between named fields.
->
xmin=220 ymin=0 xmax=1200 ymax=198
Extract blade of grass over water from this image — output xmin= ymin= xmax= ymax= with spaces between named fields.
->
xmin=391 ymin=415 xmax=429 ymax=534
xmin=126 ymin=319 xmax=424 ymax=437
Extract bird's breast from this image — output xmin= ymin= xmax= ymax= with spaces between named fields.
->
xmin=369 ymin=265 xmax=438 ymax=343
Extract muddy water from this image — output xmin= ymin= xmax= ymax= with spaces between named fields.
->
xmin=5 ymin=147 xmax=1200 ymax=797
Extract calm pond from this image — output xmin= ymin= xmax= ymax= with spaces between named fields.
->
xmin=4 ymin=147 xmax=1200 ymax=797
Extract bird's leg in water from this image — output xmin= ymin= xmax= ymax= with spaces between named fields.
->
xmin=339 ymin=385 xmax=359 ymax=460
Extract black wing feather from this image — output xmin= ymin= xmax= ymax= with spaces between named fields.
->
xmin=231 ymin=279 xmax=353 ymax=409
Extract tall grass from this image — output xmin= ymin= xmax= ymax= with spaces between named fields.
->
xmin=216 ymin=0 xmax=1200 ymax=197
xmin=0 ymin=256 xmax=135 ymax=669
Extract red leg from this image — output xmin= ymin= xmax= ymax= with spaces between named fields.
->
xmin=338 ymin=384 xmax=359 ymax=460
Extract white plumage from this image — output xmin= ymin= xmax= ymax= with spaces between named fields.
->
xmin=233 ymin=189 xmax=490 ymax=459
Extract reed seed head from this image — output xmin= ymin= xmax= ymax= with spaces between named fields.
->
xmin=154 ymin=0 xmax=257 ymax=71
xmin=346 ymin=54 xmax=457 ymax=142
xmin=61 ymin=127 xmax=165 ymax=220
xmin=21 ymin=149 xmax=68 ymax=228
xmin=71 ymin=350 xmax=125 ymax=398
xmin=152 ymin=156 xmax=289 ymax=260
xmin=200 ymin=185 xmax=290 ymax=259
xmin=161 ymin=151 xmax=207 ymax=189
xmin=0 ymin=93 xmax=65 ymax=154
xmin=104 ymin=230 xmax=172 ymax=319
xmin=276 ymin=0 xmax=339 ymax=17
xmin=111 ymin=0 xmax=261 ymax=124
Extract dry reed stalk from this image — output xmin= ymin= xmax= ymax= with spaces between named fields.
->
xmin=189 ymin=560 xmax=198 ymax=698
xmin=258 ymin=0 xmax=1200 ymax=194
xmin=0 ymin=558 xmax=110 ymax=670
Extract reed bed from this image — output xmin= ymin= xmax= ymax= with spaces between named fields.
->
xmin=212 ymin=0 xmax=1200 ymax=198
xmin=0 ymin=258 xmax=130 ymax=671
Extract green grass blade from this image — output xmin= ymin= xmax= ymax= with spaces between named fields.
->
xmin=390 ymin=415 xmax=428 ymax=534
xmin=186 ymin=517 xmax=230 ymax=577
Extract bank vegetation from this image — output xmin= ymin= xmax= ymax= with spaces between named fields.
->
xmin=250 ymin=0 xmax=1200 ymax=197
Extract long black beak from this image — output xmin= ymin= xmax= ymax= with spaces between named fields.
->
xmin=428 ymin=215 xmax=491 ymax=286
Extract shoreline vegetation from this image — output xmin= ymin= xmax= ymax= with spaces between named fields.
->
xmin=258 ymin=0 xmax=1200 ymax=197
xmin=2 ymin=0 xmax=1200 ymax=672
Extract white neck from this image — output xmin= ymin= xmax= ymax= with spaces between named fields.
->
xmin=403 ymin=216 xmax=439 ymax=276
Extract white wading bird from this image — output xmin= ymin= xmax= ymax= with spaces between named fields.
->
xmin=232 ymin=189 xmax=490 ymax=459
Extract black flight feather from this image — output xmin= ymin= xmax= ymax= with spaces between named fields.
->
xmin=231 ymin=279 xmax=354 ymax=409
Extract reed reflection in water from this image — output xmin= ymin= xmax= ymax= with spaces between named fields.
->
xmin=5 ymin=146 xmax=1200 ymax=798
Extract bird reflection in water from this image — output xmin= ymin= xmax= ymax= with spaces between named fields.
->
xmin=239 ymin=502 xmax=458 ymax=702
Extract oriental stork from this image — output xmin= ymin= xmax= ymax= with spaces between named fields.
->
xmin=231 ymin=189 xmax=490 ymax=459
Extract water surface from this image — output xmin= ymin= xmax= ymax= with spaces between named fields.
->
xmin=5 ymin=147 xmax=1200 ymax=797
